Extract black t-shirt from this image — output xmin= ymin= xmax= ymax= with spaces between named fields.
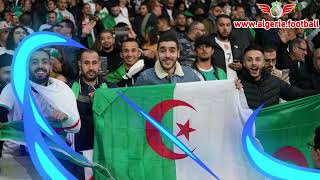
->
xmin=98 ymin=48 xmax=122 ymax=73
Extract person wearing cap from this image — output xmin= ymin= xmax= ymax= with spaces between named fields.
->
xmin=0 ymin=53 xmax=12 ymax=92
xmin=193 ymin=35 xmax=227 ymax=81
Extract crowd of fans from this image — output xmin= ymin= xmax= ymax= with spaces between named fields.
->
xmin=0 ymin=0 xmax=319 ymax=178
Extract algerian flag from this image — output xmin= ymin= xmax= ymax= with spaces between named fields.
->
xmin=256 ymin=94 xmax=320 ymax=168
xmin=93 ymin=80 xmax=265 ymax=180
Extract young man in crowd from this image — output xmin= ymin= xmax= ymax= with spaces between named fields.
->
xmin=211 ymin=14 xmax=242 ymax=80
xmin=193 ymin=35 xmax=227 ymax=81
xmin=135 ymin=34 xmax=201 ymax=85
xmin=238 ymin=44 xmax=319 ymax=109
xmin=97 ymin=30 xmax=122 ymax=73
xmin=107 ymin=38 xmax=148 ymax=87
xmin=69 ymin=49 xmax=115 ymax=153
xmin=0 ymin=49 xmax=80 ymax=157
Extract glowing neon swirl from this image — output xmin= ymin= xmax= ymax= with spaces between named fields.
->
xmin=242 ymin=105 xmax=320 ymax=179
xmin=11 ymin=32 xmax=87 ymax=179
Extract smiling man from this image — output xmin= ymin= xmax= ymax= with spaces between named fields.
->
xmin=0 ymin=49 xmax=80 ymax=156
xmin=135 ymin=34 xmax=201 ymax=85
xmin=238 ymin=44 xmax=319 ymax=109
xmin=107 ymin=38 xmax=147 ymax=87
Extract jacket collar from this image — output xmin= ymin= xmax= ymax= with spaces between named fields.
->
xmin=155 ymin=60 xmax=184 ymax=79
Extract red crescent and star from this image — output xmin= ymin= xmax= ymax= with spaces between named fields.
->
xmin=146 ymin=100 xmax=197 ymax=160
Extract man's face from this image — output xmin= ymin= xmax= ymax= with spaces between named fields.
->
xmin=23 ymin=0 xmax=32 ymax=12
xmin=176 ymin=14 xmax=186 ymax=26
xmin=193 ymin=23 xmax=206 ymax=39
xmin=83 ymin=4 xmax=91 ymax=16
xmin=158 ymin=41 xmax=180 ymax=71
xmin=48 ymin=0 xmax=57 ymax=11
xmin=29 ymin=51 xmax=51 ymax=85
xmin=48 ymin=13 xmax=57 ymax=25
xmin=0 ymin=30 xmax=9 ymax=44
xmin=153 ymin=1 xmax=162 ymax=16
xmin=314 ymin=49 xmax=320 ymax=73
xmin=293 ymin=41 xmax=307 ymax=61
xmin=58 ymin=0 xmax=67 ymax=10
xmin=100 ymin=32 xmax=114 ymax=50
xmin=79 ymin=52 xmax=101 ymax=81
xmin=121 ymin=41 xmax=141 ymax=68
xmin=0 ymin=66 xmax=11 ymax=84
xmin=111 ymin=6 xmax=120 ymax=17
xmin=211 ymin=6 xmax=222 ymax=17
xmin=237 ymin=7 xmax=245 ymax=20
xmin=139 ymin=5 xmax=148 ymax=16
xmin=157 ymin=19 xmax=166 ymax=31
xmin=167 ymin=0 xmax=175 ymax=9
xmin=216 ymin=17 xmax=232 ymax=40
xmin=243 ymin=50 xmax=265 ymax=81
xmin=13 ymin=28 xmax=27 ymax=46
xmin=196 ymin=44 xmax=214 ymax=61
xmin=58 ymin=22 xmax=70 ymax=36
xmin=95 ymin=3 xmax=102 ymax=12
xmin=264 ymin=51 xmax=277 ymax=70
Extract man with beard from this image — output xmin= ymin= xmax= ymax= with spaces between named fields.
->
xmin=0 ymin=53 xmax=12 ymax=92
xmin=178 ymin=21 xmax=206 ymax=67
xmin=107 ymin=38 xmax=148 ymax=87
xmin=135 ymin=34 xmax=201 ymax=85
xmin=69 ymin=49 xmax=115 ymax=153
xmin=0 ymin=49 xmax=80 ymax=157
xmin=263 ymin=46 xmax=289 ymax=83
xmin=97 ymin=30 xmax=122 ymax=73
xmin=238 ymin=44 xmax=319 ymax=109
xmin=192 ymin=35 xmax=227 ymax=80
xmin=210 ymin=14 xmax=242 ymax=80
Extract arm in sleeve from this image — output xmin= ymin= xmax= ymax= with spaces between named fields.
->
xmin=276 ymin=42 xmax=291 ymax=70
xmin=280 ymin=79 xmax=320 ymax=101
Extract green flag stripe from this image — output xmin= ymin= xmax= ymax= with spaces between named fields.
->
xmin=93 ymin=85 xmax=177 ymax=180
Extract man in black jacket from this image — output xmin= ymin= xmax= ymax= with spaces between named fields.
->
xmin=210 ymin=14 xmax=242 ymax=80
xmin=277 ymin=29 xmax=314 ymax=88
xmin=238 ymin=44 xmax=319 ymax=109
xmin=296 ymin=48 xmax=320 ymax=90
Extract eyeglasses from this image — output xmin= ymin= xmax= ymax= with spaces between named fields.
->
xmin=296 ymin=46 xmax=307 ymax=52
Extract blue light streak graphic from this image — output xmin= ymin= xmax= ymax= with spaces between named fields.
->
xmin=116 ymin=91 xmax=220 ymax=180
xmin=11 ymin=32 xmax=87 ymax=179
xmin=242 ymin=105 xmax=320 ymax=179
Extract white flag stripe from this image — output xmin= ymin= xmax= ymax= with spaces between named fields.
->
xmin=172 ymin=80 xmax=265 ymax=180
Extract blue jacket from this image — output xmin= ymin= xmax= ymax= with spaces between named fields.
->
xmin=135 ymin=61 xmax=201 ymax=86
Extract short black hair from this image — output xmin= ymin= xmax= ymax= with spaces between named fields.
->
xmin=195 ymin=35 xmax=213 ymax=49
xmin=121 ymin=38 xmax=139 ymax=50
xmin=215 ymin=14 xmax=232 ymax=23
xmin=158 ymin=15 xmax=170 ymax=25
xmin=157 ymin=34 xmax=179 ymax=50
xmin=263 ymin=46 xmax=276 ymax=53
xmin=60 ymin=19 xmax=75 ymax=34
xmin=79 ymin=49 xmax=99 ymax=62
xmin=244 ymin=44 xmax=264 ymax=56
